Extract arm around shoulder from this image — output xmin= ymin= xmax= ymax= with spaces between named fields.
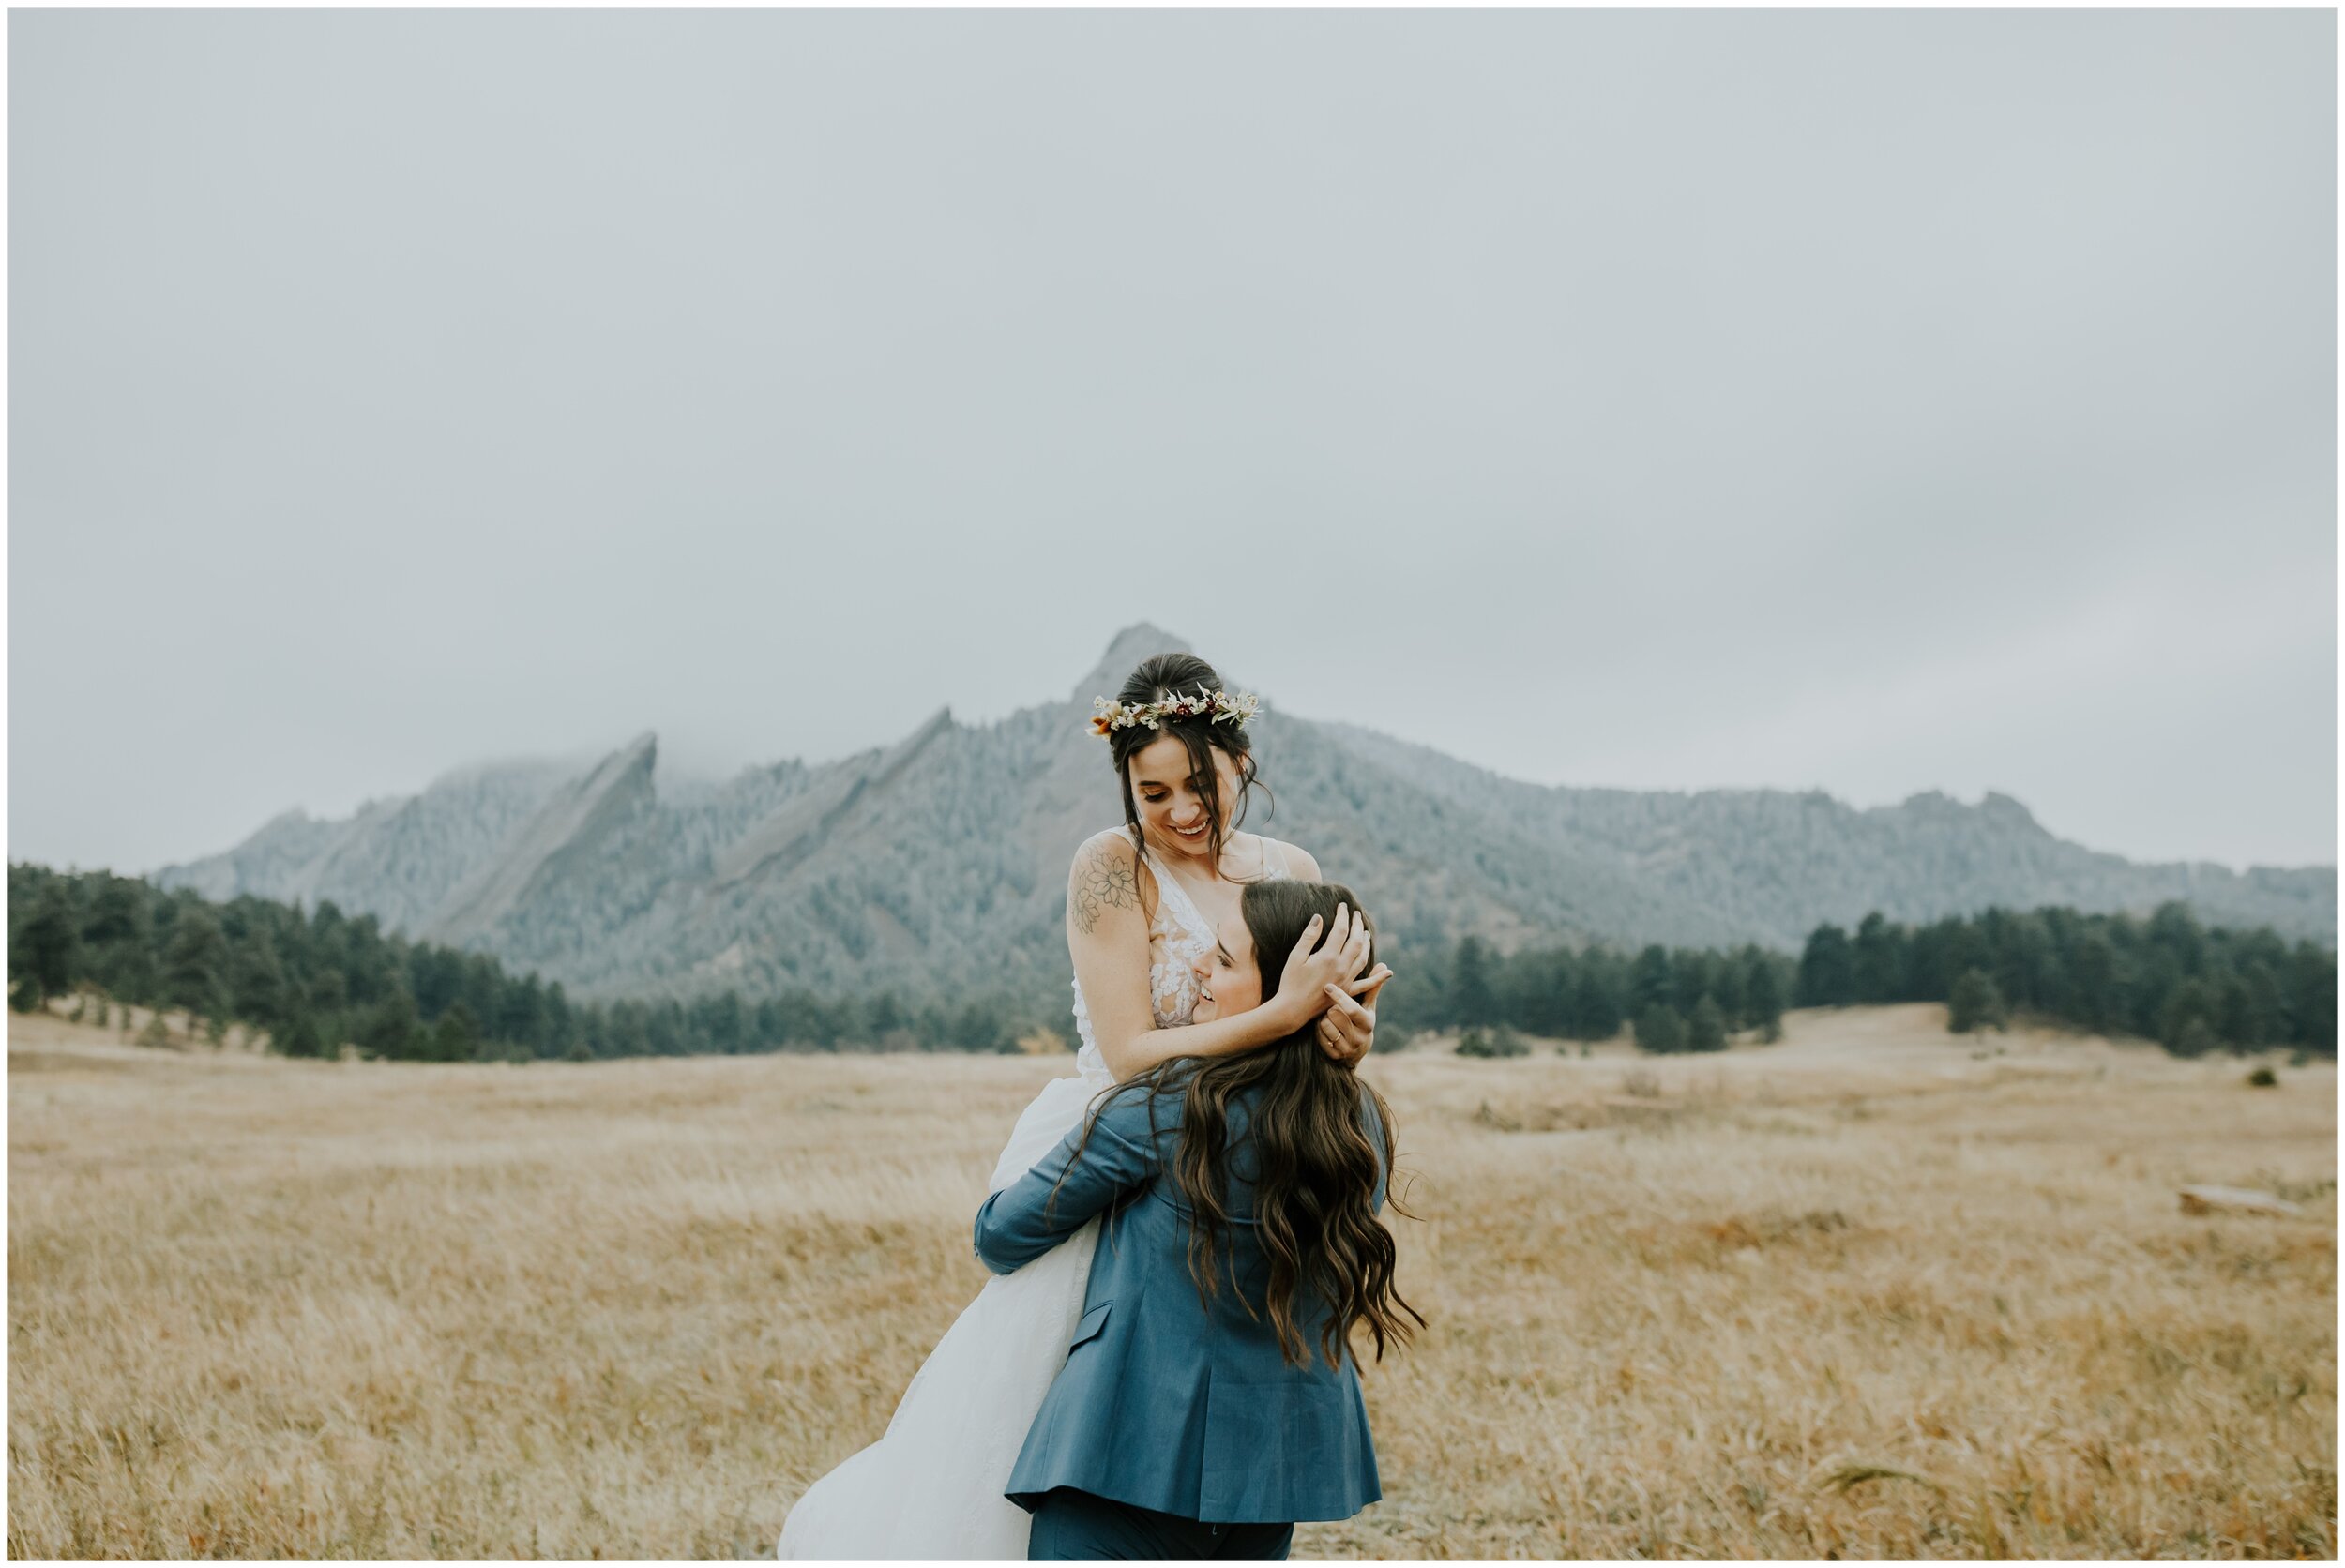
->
xmin=973 ymin=1085 xmax=1165 ymax=1273
xmin=1066 ymin=829 xmax=1302 ymax=1080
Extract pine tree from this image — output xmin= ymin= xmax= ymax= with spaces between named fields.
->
xmin=1744 ymin=958 xmax=1785 ymax=1043
xmin=1852 ymin=912 xmax=1907 ymax=1003
xmin=1500 ymin=950 xmax=1572 ymax=1036
xmin=1687 ymin=995 xmax=1729 ymax=1052
xmin=2233 ymin=960 xmax=2285 ymax=1051
xmin=12 ymin=881 xmax=82 ymax=1008
xmin=1568 ymin=961 xmax=1626 ymax=1042
xmin=163 ymin=908 xmax=231 ymax=1030
xmin=1450 ymin=938 xmax=1497 ymax=1029
xmin=227 ymin=937 xmax=289 ymax=1029
xmin=2287 ymin=941 xmax=2337 ymax=1054
xmin=2157 ymin=978 xmax=2220 ymax=1058
xmin=1797 ymin=924 xmax=1855 ymax=1006
xmin=1711 ymin=951 xmax=1749 ymax=1031
xmin=1629 ymin=945 xmax=1675 ymax=1015
xmin=2067 ymin=929 xmax=2123 ymax=1035
xmin=431 ymin=1002 xmax=480 ymax=1063
xmin=705 ymin=990 xmax=746 ymax=1054
xmin=2215 ymin=972 xmax=2258 ymax=1052
xmin=1948 ymin=968 xmax=2008 ymax=1034
xmin=83 ymin=876 xmax=146 ymax=949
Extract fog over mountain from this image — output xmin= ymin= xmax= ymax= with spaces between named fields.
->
xmin=153 ymin=626 xmax=2337 ymax=1011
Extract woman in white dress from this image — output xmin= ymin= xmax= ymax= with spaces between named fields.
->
xmin=776 ymin=652 xmax=1391 ymax=1560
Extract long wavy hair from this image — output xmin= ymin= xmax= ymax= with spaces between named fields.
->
xmin=1105 ymin=652 xmax=1272 ymax=921
xmin=1062 ymin=879 xmax=1423 ymax=1371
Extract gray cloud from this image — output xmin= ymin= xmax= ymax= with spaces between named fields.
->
xmin=8 ymin=8 xmax=2333 ymax=875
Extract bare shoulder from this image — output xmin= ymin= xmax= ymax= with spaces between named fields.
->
xmin=1265 ymin=836 xmax=1322 ymax=882
xmin=1070 ymin=826 xmax=1142 ymax=879
xmin=1068 ymin=828 xmax=1147 ymax=936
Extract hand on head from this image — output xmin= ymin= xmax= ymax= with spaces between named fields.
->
xmin=1314 ymin=961 xmax=1392 ymax=1067
xmin=1276 ymin=903 xmax=1389 ymax=1055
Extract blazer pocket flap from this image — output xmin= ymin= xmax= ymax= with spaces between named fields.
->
xmin=1069 ymin=1300 xmax=1112 ymax=1349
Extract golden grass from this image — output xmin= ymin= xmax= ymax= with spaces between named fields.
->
xmin=8 ymin=1003 xmax=2336 ymax=1559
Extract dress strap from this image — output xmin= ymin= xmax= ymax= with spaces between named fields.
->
xmin=1260 ymin=837 xmax=1290 ymax=881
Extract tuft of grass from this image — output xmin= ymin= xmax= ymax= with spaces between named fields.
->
xmin=1818 ymin=1462 xmax=1946 ymax=1495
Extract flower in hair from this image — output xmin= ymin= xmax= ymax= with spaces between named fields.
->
xmin=1090 ymin=686 xmax=1261 ymax=737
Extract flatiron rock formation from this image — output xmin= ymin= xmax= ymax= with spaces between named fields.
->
xmin=154 ymin=625 xmax=2337 ymax=1008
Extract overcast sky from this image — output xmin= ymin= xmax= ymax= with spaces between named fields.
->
xmin=8 ymin=8 xmax=2335 ymax=877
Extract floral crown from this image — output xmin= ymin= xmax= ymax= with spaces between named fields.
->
xmin=1089 ymin=686 xmax=1262 ymax=738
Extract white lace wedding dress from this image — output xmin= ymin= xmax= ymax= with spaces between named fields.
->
xmin=774 ymin=840 xmax=1288 ymax=1560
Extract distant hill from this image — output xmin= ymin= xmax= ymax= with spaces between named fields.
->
xmin=153 ymin=624 xmax=2337 ymax=1010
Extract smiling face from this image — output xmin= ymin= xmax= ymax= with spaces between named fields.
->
xmin=1189 ymin=915 xmax=1263 ymax=1024
xmin=1127 ymin=731 xmax=1246 ymax=864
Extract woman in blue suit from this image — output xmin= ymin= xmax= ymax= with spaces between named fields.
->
xmin=976 ymin=880 xmax=1423 ymax=1560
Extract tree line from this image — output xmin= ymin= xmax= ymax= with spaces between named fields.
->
xmin=1374 ymin=899 xmax=2335 ymax=1058
xmin=1793 ymin=904 xmax=2336 ymax=1056
xmin=6 ymin=863 xmax=1031 ymax=1061
xmin=1374 ymin=934 xmax=1795 ymax=1052
xmin=8 ymin=862 xmax=2334 ymax=1063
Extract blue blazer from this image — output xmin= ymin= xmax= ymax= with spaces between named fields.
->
xmin=973 ymin=1072 xmax=1389 ymax=1526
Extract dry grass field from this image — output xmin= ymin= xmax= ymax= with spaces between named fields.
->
xmin=8 ymin=1003 xmax=2336 ymax=1559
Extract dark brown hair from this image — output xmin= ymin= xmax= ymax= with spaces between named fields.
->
xmin=1065 ymin=879 xmax=1423 ymax=1371
xmin=1106 ymin=652 xmax=1268 ymax=920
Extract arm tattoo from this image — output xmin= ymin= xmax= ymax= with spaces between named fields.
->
xmin=1072 ymin=840 xmax=1139 ymax=936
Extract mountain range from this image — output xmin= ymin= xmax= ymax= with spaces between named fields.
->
xmin=153 ymin=624 xmax=2337 ymax=1012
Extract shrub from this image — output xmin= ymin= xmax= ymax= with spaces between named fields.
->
xmin=2171 ymin=1018 xmax=2218 ymax=1060
xmin=276 ymin=1013 xmax=326 ymax=1060
xmin=1456 ymin=1026 xmax=1527 ymax=1059
xmin=2247 ymin=1066 xmax=2279 ymax=1088
xmin=1634 ymin=1004 xmax=1687 ymax=1054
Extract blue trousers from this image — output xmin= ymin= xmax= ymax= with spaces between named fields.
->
xmin=1027 ymin=1488 xmax=1294 ymax=1560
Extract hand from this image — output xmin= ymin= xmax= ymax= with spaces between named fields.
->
xmin=1315 ymin=963 xmax=1393 ymax=1066
xmin=1273 ymin=904 xmax=1374 ymax=1032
